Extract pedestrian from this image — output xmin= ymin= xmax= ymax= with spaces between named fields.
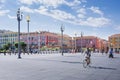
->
xmin=3 ymin=50 xmax=6 ymax=56
xmin=109 ymin=48 xmax=114 ymax=58
xmin=101 ymin=48 xmax=104 ymax=55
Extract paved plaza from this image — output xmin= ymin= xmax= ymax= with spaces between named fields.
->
xmin=0 ymin=53 xmax=120 ymax=80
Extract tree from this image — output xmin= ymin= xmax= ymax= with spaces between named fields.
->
xmin=3 ymin=44 xmax=9 ymax=50
xmin=15 ymin=42 xmax=18 ymax=48
xmin=7 ymin=43 xmax=11 ymax=48
xmin=41 ymin=46 xmax=47 ymax=51
xmin=14 ymin=42 xmax=27 ymax=52
xmin=20 ymin=42 xmax=27 ymax=52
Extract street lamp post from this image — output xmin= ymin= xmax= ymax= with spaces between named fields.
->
xmin=17 ymin=8 xmax=23 ymax=59
xmin=26 ymin=15 xmax=30 ymax=54
xmin=61 ymin=24 xmax=65 ymax=56
xmin=72 ymin=37 xmax=74 ymax=53
xmin=81 ymin=32 xmax=83 ymax=53
xmin=38 ymin=30 xmax=41 ymax=53
xmin=74 ymin=33 xmax=77 ymax=53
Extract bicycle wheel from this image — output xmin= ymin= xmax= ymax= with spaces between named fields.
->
xmin=83 ymin=60 xmax=88 ymax=68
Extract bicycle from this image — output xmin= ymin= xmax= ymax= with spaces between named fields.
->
xmin=83 ymin=56 xmax=91 ymax=68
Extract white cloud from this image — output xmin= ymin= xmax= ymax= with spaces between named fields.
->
xmin=79 ymin=17 xmax=110 ymax=27
xmin=38 ymin=0 xmax=64 ymax=8
xmin=19 ymin=0 xmax=86 ymax=8
xmin=19 ymin=0 xmax=109 ymax=28
xmin=35 ymin=7 xmax=110 ymax=27
xmin=7 ymin=15 xmax=16 ymax=19
xmin=0 ymin=10 xmax=9 ymax=16
xmin=65 ymin=0 xmax=87 ymax=6
xmin=20 ymin=6 xmax=34 ymax=13
xmin=0 ymin=0 xmax=5 ymax=3
xmin=19 ymin=0 xmax=64 ymax=8
xmin=64 ymin=0 xmax=81 ymax=7
xmin=89 ymin=6 xmax=103 ymax=16
xmin=77 ymin=8 xmax=86 ymax=14
xmin=50 ymin=9 xmax=75 ymax=20
xmin=38 ymin=6 xmax=48 ymax=12
xmin=34 ymin=6 xmax=49 ymax=16
xmin=77 ymin=8 xmax=86 ymax=18
xmin=115 ymin=25 xmax=120 ymax=30
xmin=0 ymin=0 xmax=6 ymax=9
xmin=35 ymin=7 xmax=75 ymax=21
xmin=77 ymin=14 xmax=85 ymax=18
xmin=35 ymin=5 xmax=110 ymax=27
xmin=0 ymin=6 xmax=2 ymax=9
xmin=18 ymin=0 xmax=37 ymax=5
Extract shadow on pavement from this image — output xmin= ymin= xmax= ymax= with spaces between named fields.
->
xmin=60 ymin=60 xmax=83 ymax=64
xmin=64 ymin=55 xmax=81 ymax=58
xmin=25 ymin=58 xmax=83 ymax=64
xmin=90 ymin=66 xmax=117 ymax=70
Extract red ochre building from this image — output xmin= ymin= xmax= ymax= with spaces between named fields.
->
xmin=0 ymin=31 xmax=109 ymax=53
xmin=20 ymin=31 xmax=72 ymax=51
xmin=73 ymin=36 xmax=108 ymax=52
xmin=20 ymin=31 xmax=108 ymax=52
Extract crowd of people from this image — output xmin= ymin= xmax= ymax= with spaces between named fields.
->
xmin=0 ymin=47 xmax=116 ymax=59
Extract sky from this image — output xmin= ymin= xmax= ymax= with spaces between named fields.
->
xmin=0 ymin=0 xmax=120 ymax=40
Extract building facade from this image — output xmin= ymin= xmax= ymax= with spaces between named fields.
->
xmin=74 ymin=36 xmax=108 ymax=52
xmin=0 ymin=30 xmax=109 ymax=53
xmin=109 ymin=34 xmax=120 ymax=53
xmin=20 ymin=31 xmax=72 ymax=51
xmin=21 ymin=32 xmax=39 ymax=51
xmin=0 ymin=32 xmax=18 ymax=48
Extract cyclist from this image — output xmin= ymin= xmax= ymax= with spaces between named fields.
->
xmin=85 ymin=48 xmax=91 ymax=65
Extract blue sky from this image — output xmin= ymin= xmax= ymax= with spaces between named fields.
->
xmin=0 ymin=0 xmax=120 ymax=40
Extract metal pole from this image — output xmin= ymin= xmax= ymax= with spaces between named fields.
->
xmin=39 ymin=31 xmax=41 ymax=53
xmin=75 ymin=33 xmax=77 ymax=53
xmin=27 ymin=21 xmax=29 ymax=54
xmin=17 ymin=8 xmax=22 ymax=59
xmin=81 ymin=32 xmax=83 ymax=53
xmin=72 ymin=37 xmax=74 ymax=53
xmin=18 ymin=19 xmax=21 ymax=58
xmin=61 ymin=25 xmax=64 ymax=56
xmin=26 ymin=15 xmax=30 ymax=54
xmin=61 ymin=29 xmax=63 ymax=56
